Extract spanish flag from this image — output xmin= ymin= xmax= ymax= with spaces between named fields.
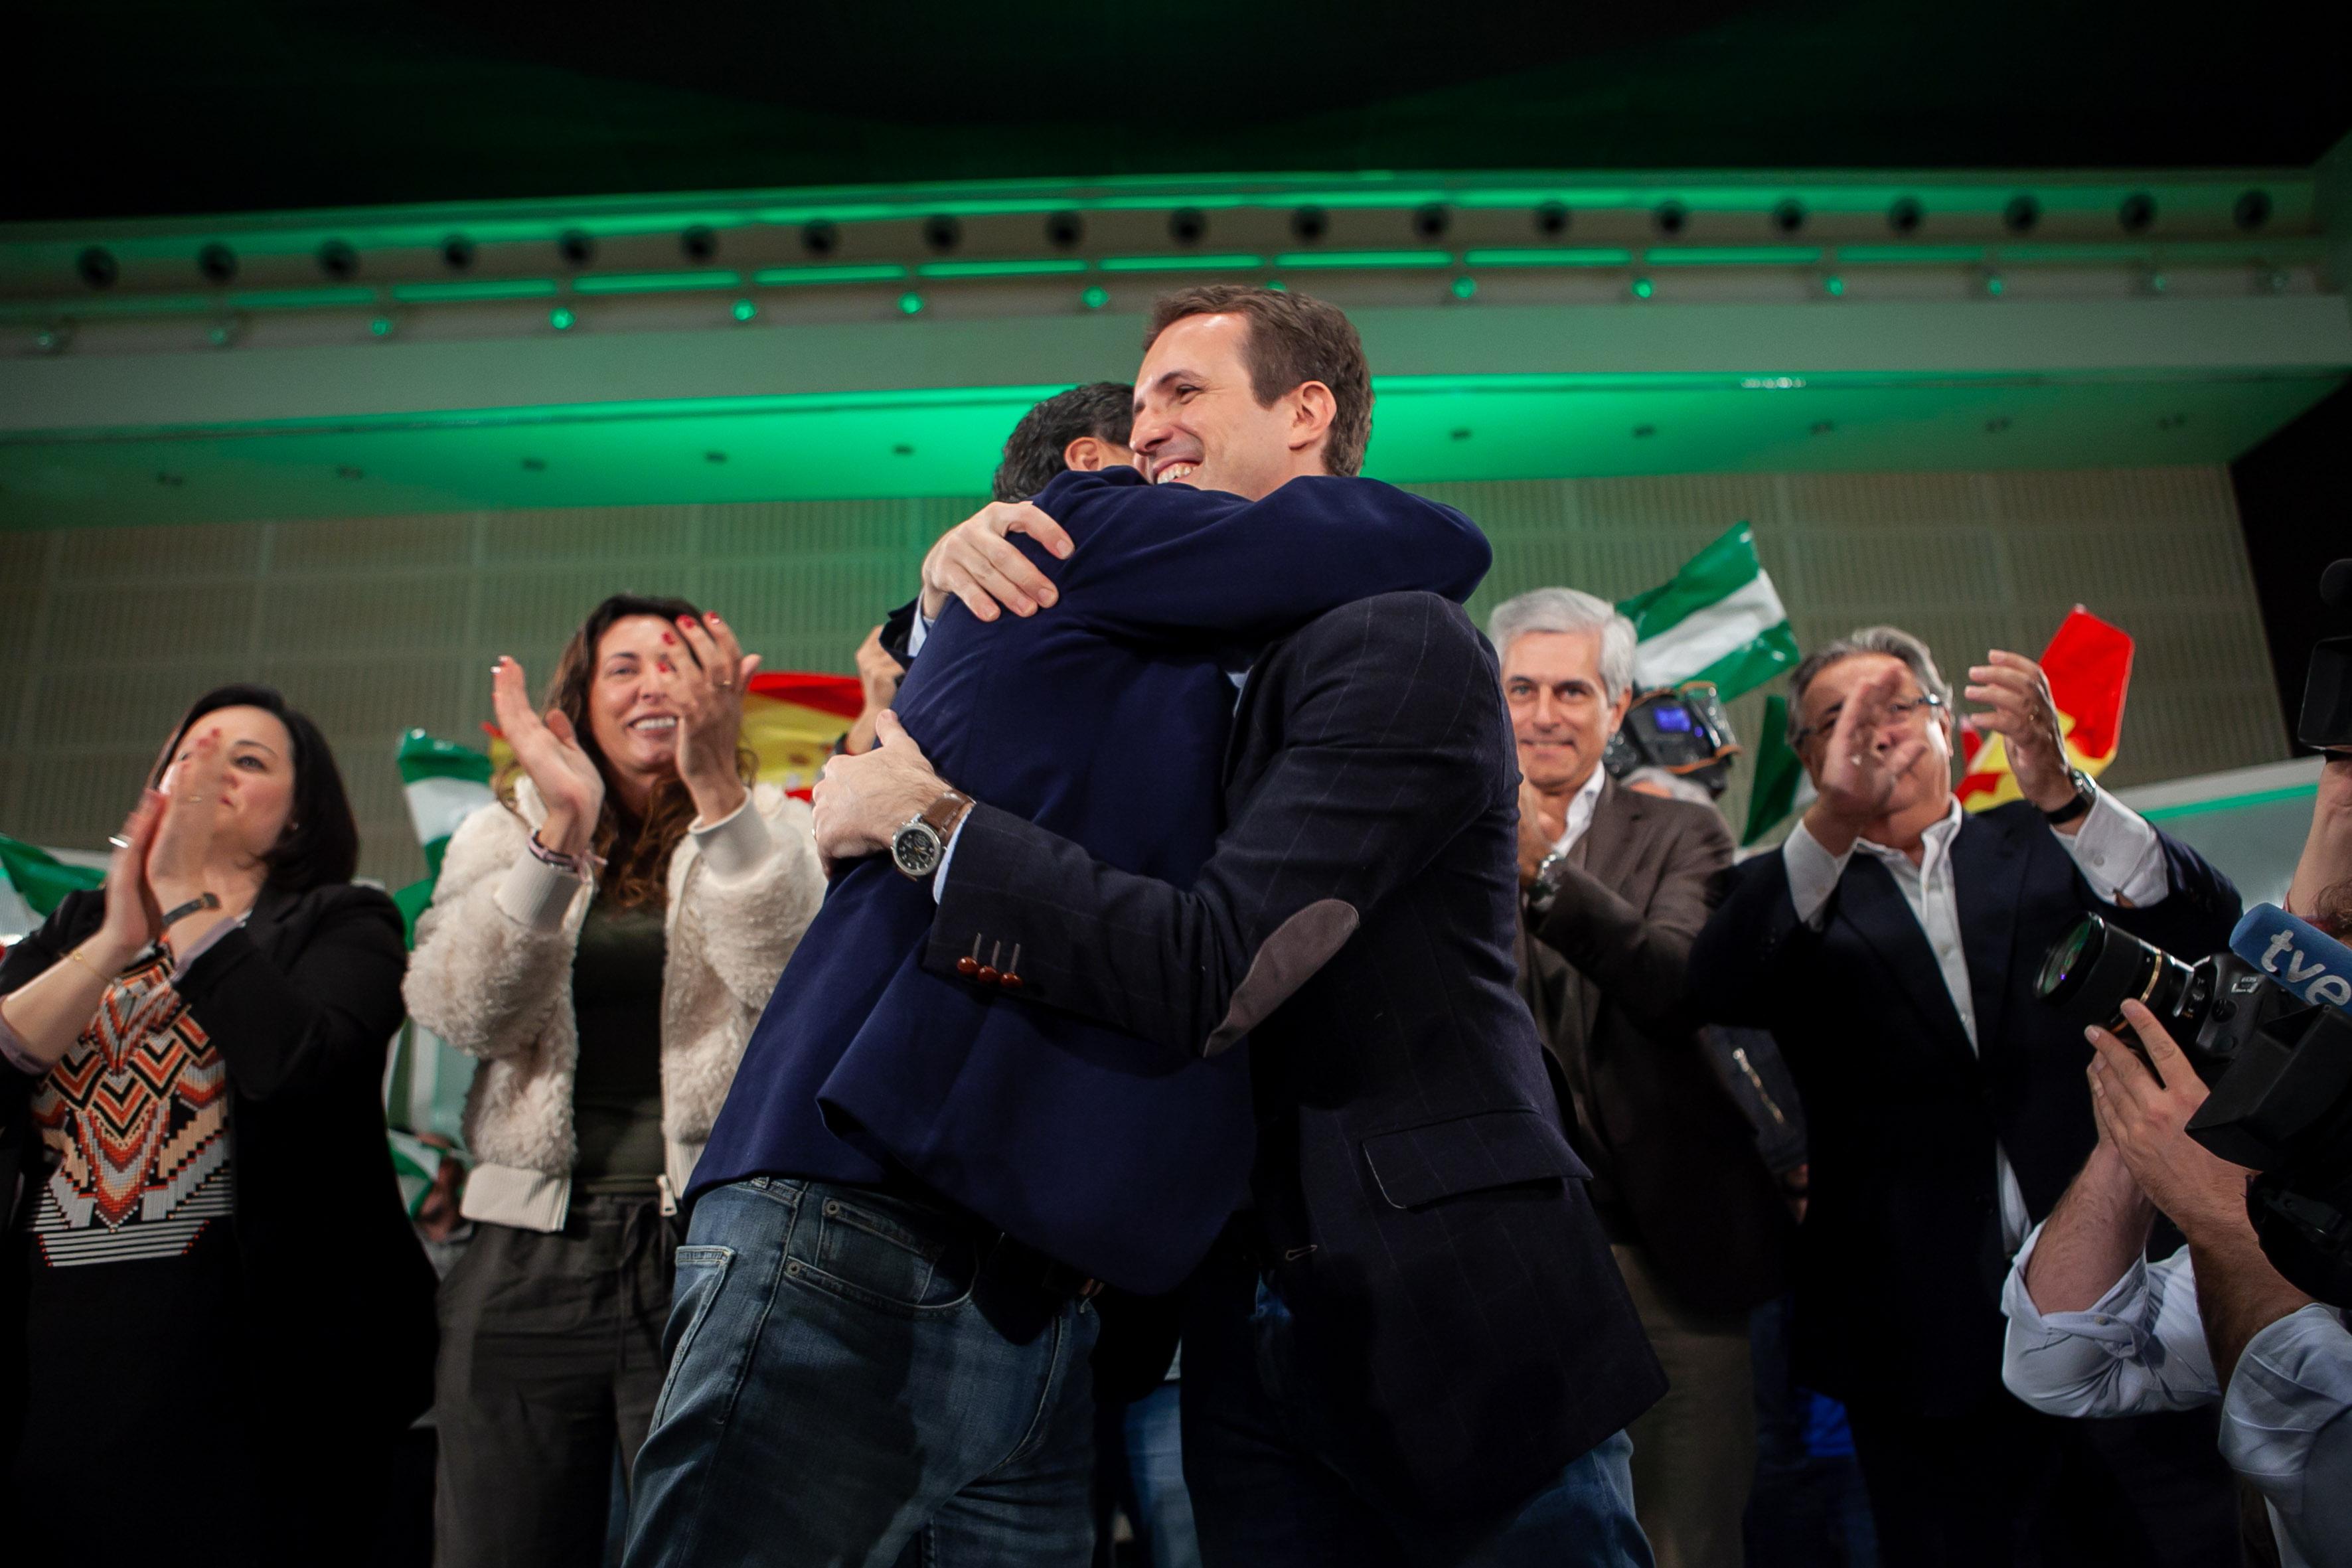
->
xmin=1958 ymin=607 xmax=2134 ymax=813
xmin=483 ymin=670 xmax=867 ymax=801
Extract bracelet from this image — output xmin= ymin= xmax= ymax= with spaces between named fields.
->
xmin=528 ymin=830 xmax=603 ymax=878
xmin=61 ymin=945 xmax=116 ymax=987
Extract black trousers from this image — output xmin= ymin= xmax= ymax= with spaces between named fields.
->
xmin=435 ymin=1192 xmax=675 ymax=1568
xmin=1844 ymin=1389 xmax=2239 ymax=1568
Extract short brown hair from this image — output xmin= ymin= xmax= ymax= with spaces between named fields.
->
xmin=1143 ymin=285 xmax=1372 ymax=477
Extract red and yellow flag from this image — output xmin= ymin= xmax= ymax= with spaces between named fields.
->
xmin=1958 ymin=606 xmax=2134 ymax=813
xmin=485 ymin=670 xmax=866 ymax=801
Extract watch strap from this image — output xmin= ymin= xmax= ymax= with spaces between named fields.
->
xmin=919 ymin=789 xmax=975 ymax=841
xmin=2042 ymin=768 xmax=2095 ymax=825
xmin=159 ymin=892 xmax=222 ymax=929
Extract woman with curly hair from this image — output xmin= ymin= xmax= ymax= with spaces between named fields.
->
xmin=408 ymin=595 xmax=823 ymax=1567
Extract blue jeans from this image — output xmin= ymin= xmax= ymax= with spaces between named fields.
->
xmin=1125 ymin=1379 xmax=1203 ymax=1568
xmin=1182 ymin=1244 xmax=1653 ymax=1568
xmin=621 ymin=1178 xmax=1099 ymax=1568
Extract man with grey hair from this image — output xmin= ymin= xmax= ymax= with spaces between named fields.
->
xmin=1492 ymin=587 xmax=1792 ymax=1568
xmin=1689 ymin=626 xmax=2244 ymax=1567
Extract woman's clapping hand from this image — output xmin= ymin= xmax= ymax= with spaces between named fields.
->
xmin=493 ymin=657 xmax=605 ymax=856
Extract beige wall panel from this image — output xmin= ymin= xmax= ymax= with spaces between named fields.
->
xmin=55 ymin=521 xmax=264 ymax=584
xmin=270 ymin=513 xmax=477 ymax=576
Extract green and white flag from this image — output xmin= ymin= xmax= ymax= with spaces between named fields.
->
xmin=0 ymin=832 xmax=107 ymax=945
xmin=398 ymin=728 xmax=496 ymax=880
xmin=388 ymin=730 xmax=495 ymax=1145
xmin=1740 ymin=694 xmax=1818 ymax=846
xmin=1616 ymin=522 xmax=1798 ymax=698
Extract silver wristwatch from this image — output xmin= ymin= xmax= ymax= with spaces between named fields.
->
xmin=1526 ymin=848 xmax=1569 ymax=917
xmin=890 ymin=790 xmax=973 ymax=880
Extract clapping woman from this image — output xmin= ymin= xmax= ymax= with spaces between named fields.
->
xmin=408 ymin=595 xmax=823 ymax=1567
xmin=0 ymin=685 xmax=436 ymax=1565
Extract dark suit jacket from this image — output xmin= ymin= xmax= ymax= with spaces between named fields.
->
xmin=693 ymin=467 xmax=1493 ymax=1294
xmin=1 ymin=883 xmax=438 ymax=1439
xmin=929 ymin=591 xmax=1664 ymax=1516
xmin=1687 ymin=801 xmax=2240 ymax=1417
xmin=1516 ymin=777 xmax=1791 ymax=1318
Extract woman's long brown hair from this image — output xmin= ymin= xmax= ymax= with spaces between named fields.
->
xmin=499 ymin=593 xmax=757 ymax=909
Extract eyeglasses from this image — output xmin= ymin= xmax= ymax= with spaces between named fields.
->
xmin=1792 ymin=691 xmax=1944 ymax=749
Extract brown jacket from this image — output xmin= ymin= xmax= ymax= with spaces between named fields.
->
xmin=1516 ymin=775 xmax=1790 ymax=1317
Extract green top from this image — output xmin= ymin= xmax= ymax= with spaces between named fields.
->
xmin=569 ymin=899 xmax=668 ymax=1193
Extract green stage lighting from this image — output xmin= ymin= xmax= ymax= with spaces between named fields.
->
xmin=1630 ymin=277 xmax=1654 ymax=300
xmin=898 ymin=292 xmax=925 ymax=315
xmin=1081 ymin=285 xmax=1109 ymax=310
xmin=732 ymin=298 xmax=758 ymax=322
xmin=1450 ymin=275 xmax=1477 ymax=299
xmin=549 ymin=307 xmax=576 ymax=331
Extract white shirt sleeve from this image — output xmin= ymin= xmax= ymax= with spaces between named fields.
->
xmin=2058 ymin=784 xmax=2168 ymax=908
xmin=1780 ymin=818 xmax=1853 ymax=929
xmin=907 ymin=607 xmax=932 ymax=659
xmin=929 ymin=812 xmax=967 ymax=905
xmin=2000 ymin=1224 xmax=2220 ymax=1417
xmin=2219 ymin=1304 xmax=2352 ymax=1562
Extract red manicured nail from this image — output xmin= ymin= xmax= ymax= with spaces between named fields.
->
xmin=663 ymin=632 xmax=675 ymax=644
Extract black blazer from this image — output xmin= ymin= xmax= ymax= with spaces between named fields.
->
xmin=1687 ymin=801 xmax=2239 ymax=1417
xmin=1 ymin=884 xmax=437 ymax=1439
xmin=929 ymin=591 xmax=1664 ymax=1516
xmin=1517 ymin=777 xmax=1792 ymax=1318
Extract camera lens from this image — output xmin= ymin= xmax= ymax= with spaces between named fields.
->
xmin=2037 ymin=917 xmax=2204 ymax=1037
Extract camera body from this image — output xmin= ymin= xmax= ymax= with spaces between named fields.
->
xmin=1603 ymin=681 xmax=1740 ymax=796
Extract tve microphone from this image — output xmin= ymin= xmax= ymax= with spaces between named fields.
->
xmin=2231 ymin=904 xmax=2352 ymax=1010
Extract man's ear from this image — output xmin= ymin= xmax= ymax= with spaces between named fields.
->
xmin=1287 ymin=381 xmax=1337 ymax=454
xmin=1063 ymin=435 xmax=1134 ymax=473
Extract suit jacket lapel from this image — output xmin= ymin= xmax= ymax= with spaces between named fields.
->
xmin=1836 ymin=854 xmax=1981 ymax=1073
xmin=1952 ymin=810 xmax=2029 ymax=1064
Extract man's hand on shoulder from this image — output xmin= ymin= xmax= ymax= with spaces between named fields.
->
xmin=811 ymin=710 xmax=957 ymax=872
xmin=919 ymin=501 xmax=1075 ymax=623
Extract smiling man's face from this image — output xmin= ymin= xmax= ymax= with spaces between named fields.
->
xmin=1502 ymin=629 xmax=1632 ymax=796
xmin=1129 ymin=312 xmax=1326 ymax=501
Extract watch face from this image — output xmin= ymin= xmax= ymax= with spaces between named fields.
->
xmin=892 ymin=820 xmax=943 ymax=878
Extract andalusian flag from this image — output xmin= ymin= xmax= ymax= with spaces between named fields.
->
xmin=1959 ymin=606 xmax=2134 ymax=813
xmin=0 ymin=833 xmax=107 ymax=945
xmin=1618 ymin=523 xmax=1800 ymax=698
xmin=1741 ymin=695 xmax=1817 ymax=848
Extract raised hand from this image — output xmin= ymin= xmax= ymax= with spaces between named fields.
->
xmin=94 ymin=791 xmax=165 ymax=966
xmin=1517 ymin=778 xmax=1565 ymax=890
xmin=1965 ymin=650 xmax=2075 ymax=814
xmin=1810 ymin=663 xmax=1930 ymax=831
xmin=148 ymin=725 xmax=230 ymax=905
xmin=918 ymin=501 xmax=1074 ymax=623
xmin=671 ymin=611 xmax=757 ymax=824
xmin=492 ymin=656 xmax=604 ymax=855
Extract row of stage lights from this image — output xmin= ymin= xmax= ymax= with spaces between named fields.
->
xmin=66 ymin=189 xmax=2281 ymax=290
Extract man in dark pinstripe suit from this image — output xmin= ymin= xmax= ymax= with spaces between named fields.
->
xmin=817 ymin=287 xmax=1664 ymax=1566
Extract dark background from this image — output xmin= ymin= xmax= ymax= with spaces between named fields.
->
xmin=11 ymin=0 xmax=2351 ymax=223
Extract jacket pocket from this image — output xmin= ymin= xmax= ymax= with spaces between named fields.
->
xmin=1360 ymin=1107 xmax=1588 ymax=1210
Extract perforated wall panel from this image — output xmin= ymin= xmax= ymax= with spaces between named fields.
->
xmin=0 ymin=466 xmax=2284 ymax=886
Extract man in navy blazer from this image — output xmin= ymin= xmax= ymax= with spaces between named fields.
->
xmin=1686 ymin=627 xmax=2244 ymax=1567
xmin=624 ymin=291 xmax=1496 ymax=1568
xmin=811 ymin=289 xmax=1664 ymax=1565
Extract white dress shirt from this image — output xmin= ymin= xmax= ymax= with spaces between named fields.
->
xmin=1547 ymin=763 xmax=1610 ymax=860
xmin=2001 ymin=1223 xmax=2352 ymax=1568
xmin=1780 ymin=785 xmax=2167 ymax=1251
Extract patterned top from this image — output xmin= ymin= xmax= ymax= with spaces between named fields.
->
xmin=25 ymin=947 xmax=234 ymax=1267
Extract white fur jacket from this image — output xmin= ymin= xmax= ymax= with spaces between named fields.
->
xmin=404 ymin=777 xmax=822 ymax=1231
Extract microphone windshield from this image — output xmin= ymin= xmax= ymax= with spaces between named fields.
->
xmin=2230 ymin=904 xmax=2352 ymax=1009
